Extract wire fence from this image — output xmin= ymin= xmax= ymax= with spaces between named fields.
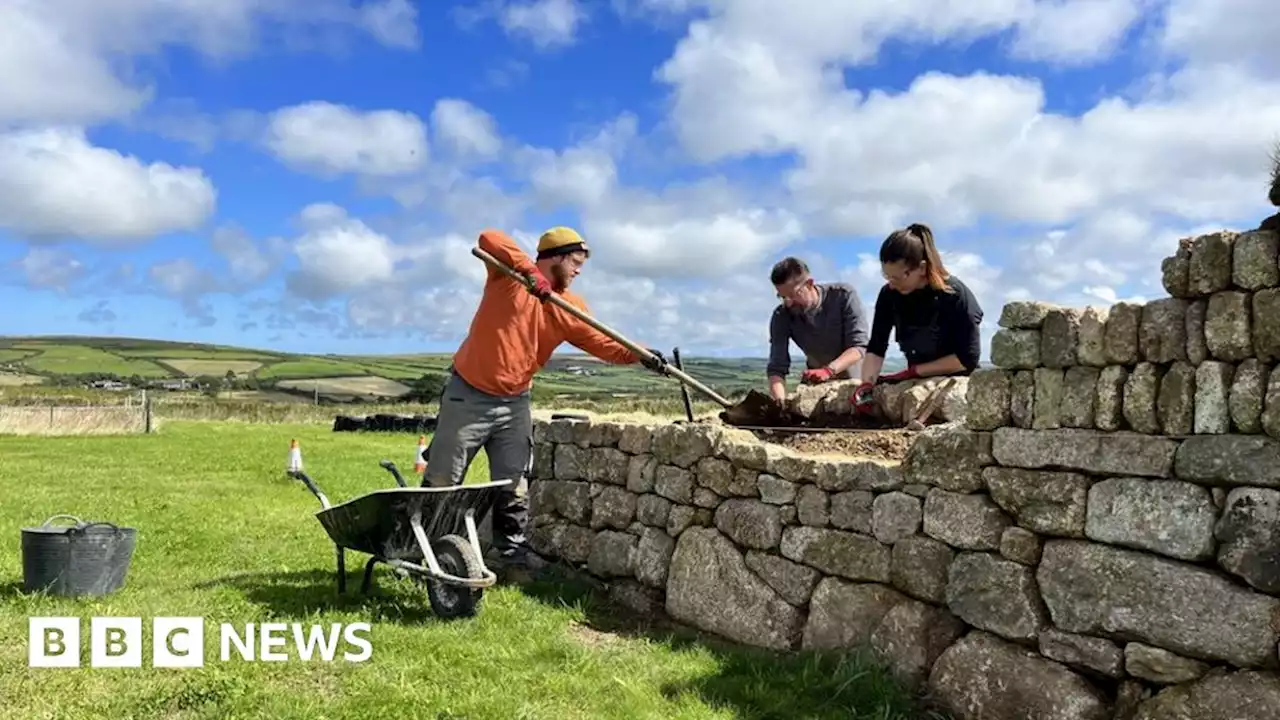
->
xmin=0 ymin=392 xmax=153 ymax=436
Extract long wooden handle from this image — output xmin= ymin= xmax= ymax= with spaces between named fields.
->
xmin=912 ymin=377 xmax=957 ymax=425
xmin=471 ymin=247 xmax=734 ymax=408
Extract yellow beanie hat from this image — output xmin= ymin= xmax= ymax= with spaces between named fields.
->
xmin=536 ymin=226 xmax=590 ymax=259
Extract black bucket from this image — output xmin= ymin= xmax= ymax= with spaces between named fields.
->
xmin=21 ymin=515 xmax=137 ymax=597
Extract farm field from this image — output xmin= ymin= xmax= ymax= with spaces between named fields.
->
xmin=161 ymin=359 xmax=265 ymax=377
xmin=18 ymin=344 xmax=171 ymax=378
xmin=0 ymin=421 xmax=933 ymax=719
xmin=0 ymin=373 xmax=43 ymax=386
xmin=0 ymin=335 xmax=779 ymax=406
xmin=276 ymin=376 xmax=412 ymax=398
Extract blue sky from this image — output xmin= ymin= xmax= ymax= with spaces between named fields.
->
xmin=1 ymin=0 xmax=1277 ymax=360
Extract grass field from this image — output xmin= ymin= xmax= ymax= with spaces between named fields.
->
xmin=0 ymin=373 xmax=43 ymax=386
xmin=0 ymin=336 xmax=775 ymax=398
xmin=0 ymin=422 xmax=934 ymax=719
xmin=161 ymin=359 xmax=266 ymax=377
xmin=276 ymin=376 xmax=411 ymax=398
xmin=19 ymin=345 xmax=171 ymax=378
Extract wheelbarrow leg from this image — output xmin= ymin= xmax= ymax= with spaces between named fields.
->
xmin=336 ymin=545 xmax=347 ymax=594
xmin=361 ymin=557 xmax=378 ymax=594
xmin=408 ymin=508 xmax=496 ymax=584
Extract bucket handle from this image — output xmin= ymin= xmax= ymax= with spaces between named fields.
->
xmin=71 ymin=522 xmax=121 ymax=535
xmin=41 ymin=514 xmax=84 ymax=527
xmin=39 ymin=515 xmax=121 ymax=535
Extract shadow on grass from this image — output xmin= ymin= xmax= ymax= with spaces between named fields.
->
xmin=0 ymin=580 xmax=29 ymax=600
xmin=192 ymin=568 xmax=443 ymax=625
xmin=517 ymin=564 xmax=955 ymax=720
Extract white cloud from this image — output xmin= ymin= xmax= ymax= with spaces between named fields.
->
xmin=431 ymin=99 xmax=503 ymax=161
xmin=0 ymin=127 xmax=216 ymax=244
xmin=11 ymin=0 xmax=1280 ymax=364
xmin=572 ymin=269 xmax=778 ymax=352
xmin=16 ymin=247 xmax=86 ymax=291
xmin=1157 ymin=0 xmax=1280 ymax=75
xmin=287 ymin=204 xmax=400 ymax=299
xmin=264 ymin=102 xmax=428 ymax=177
xmin=1009 ymin=0 xmax=1148 ymax=65
xmin=150 ymin=258 xmax=220 ymax=298
xmin=501 ymin=0 xmax=586 ymax=48
xmin=0 ymin=3 xmax=149 ymax=126
xmin=0 ymin=0 xmax=422 ymax=128
xmin=359 ymin=0 xmax=421 ymax=50
xmin=642 ymin=0 xmax=1280 ymax=331
xmin=210 ymin=224 xmax=289 ymax=285
xmin=580 ymin=183 xmax=805 ymax=277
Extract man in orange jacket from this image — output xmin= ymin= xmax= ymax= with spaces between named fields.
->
xmin=424 ymin=226 xmax=667 ymax=577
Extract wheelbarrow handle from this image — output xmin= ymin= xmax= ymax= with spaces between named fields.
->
xmin=379 ymin=460 xmax=409 ymax=488
xmin=471 ymin=246 xmax=734 ymax=409
xmin=289 ymin=470 xmax=331 ymax=510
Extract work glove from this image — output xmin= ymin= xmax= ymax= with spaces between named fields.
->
xmin=639 ymin=348 xmax=668 ymax=374
xmin=524 ymin=268 xmax=553 ymax=300
xmin=878 ymin=366 xmax=919 ymax=384
xmin=851 ymin=381 xmax=876 ymax=414
xmin=801 ymin=367 xmax=834 ymax=384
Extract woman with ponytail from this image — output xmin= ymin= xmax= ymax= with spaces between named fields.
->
xmin=852 ymin=223 xmax=984 ymax=421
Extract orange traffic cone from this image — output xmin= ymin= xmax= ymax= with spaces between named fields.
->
xmin=414 ymin=435 xmax=427 ymax=474
xmin=287 ymin=439 xmax=303 ymax=472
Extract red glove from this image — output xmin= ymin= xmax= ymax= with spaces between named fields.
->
xmin=524 ymin=268 xmax=552 ymax=300
xmin=879 ymin=366 xmax=919 ymax=384
xmin=801 ymin=367 xmax=833 ymax=384
xmin=851 ymin=381 xmax=875 ymax=414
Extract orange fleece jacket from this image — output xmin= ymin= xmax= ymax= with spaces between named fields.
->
xmin=451 ymin=229 xmax=640 ymax=397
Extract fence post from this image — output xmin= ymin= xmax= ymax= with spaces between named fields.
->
xmin=144 ymin=390 xmax=152 ymax=434
xmin=49 ymin=405 xmax=54 ymax=427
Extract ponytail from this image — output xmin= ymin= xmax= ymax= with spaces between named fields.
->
xmin=880 ymin=222 xmax=952 ymax=293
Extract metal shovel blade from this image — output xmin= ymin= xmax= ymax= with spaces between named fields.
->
xmin=718 ymin=389 xmax=805 ymax=428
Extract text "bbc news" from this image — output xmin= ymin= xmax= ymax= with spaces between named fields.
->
xmin=29 ymin=617 xmax=373 ymax=667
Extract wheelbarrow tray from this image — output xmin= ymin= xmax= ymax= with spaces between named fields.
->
xmin=314 ymin=482 xmax=509 ymax=562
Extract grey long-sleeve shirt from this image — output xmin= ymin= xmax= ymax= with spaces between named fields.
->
xmin=767 ymin=282 xmax=870 ymax=379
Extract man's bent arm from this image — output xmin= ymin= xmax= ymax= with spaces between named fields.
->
xmin=766 ymin=311 xmax=791 ymax=401
xmin=828 ymin=287 xmax=869 ymax=375
xmin=826 ymin=346 xmax=864 ymax=376
xmin=841 ymin=288 xmax=870 ymax=352
xmin=477 ymin=229 xmax=537 ymax=278
xmin=766 ymin=311 xmax=791 ymax=379
xmin=768 ymin=375 xmax=788 ymax=403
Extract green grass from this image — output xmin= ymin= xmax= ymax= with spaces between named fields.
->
xmin=255 ymin=360 xmax=384 ymax=381
xmin=0 ymin=334 xmax=906 ymax=411
xmin=0 ymin=422 xmax=935 ymax=719
xmin=117 ymin=349 xmax=282 ymax=361
xmin=19 ymin=345 xmax=171 ymax=378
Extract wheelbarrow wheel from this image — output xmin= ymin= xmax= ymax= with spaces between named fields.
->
xmin=425 ymin=533 xmax=485 ymax=619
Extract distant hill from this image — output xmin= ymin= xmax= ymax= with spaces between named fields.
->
xmin=0 ymin=335 xmax=781 ymax=403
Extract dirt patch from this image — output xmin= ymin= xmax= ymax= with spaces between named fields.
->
xmin=757 ymin=429 xmax=914 ymax=463
xmin=567 ymin=621 xmax=626 ymax=649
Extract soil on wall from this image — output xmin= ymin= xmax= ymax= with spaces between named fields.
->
xmin=751 ymin=428 xmax=914 ymax=462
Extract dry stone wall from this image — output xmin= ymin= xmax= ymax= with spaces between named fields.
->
xmin=529 ymin=417 xmax=1280 ymax=719
xmin=524 ymin=230 xmax=1280 ymax=720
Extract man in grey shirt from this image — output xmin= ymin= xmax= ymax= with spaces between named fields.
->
xmin=766 ymin=257 xmax=870 ymax=403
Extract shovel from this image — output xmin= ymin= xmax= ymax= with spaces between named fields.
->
xmin=471 ymin=248 xmax=741 ymax=411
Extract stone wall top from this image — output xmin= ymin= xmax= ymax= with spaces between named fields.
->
xmin=975 ymin=229 xmax=1280 ymax=439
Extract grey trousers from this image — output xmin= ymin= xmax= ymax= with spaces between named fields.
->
xmin=423 ymin=371 xmax=533 ymax=553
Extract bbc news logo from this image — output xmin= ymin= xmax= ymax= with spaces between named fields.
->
xmin=29 ymin=617 xmax=372 ymax=667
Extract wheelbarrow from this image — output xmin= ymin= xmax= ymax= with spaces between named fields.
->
xmin=288 ymin=460 xmax=511 ymax=619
